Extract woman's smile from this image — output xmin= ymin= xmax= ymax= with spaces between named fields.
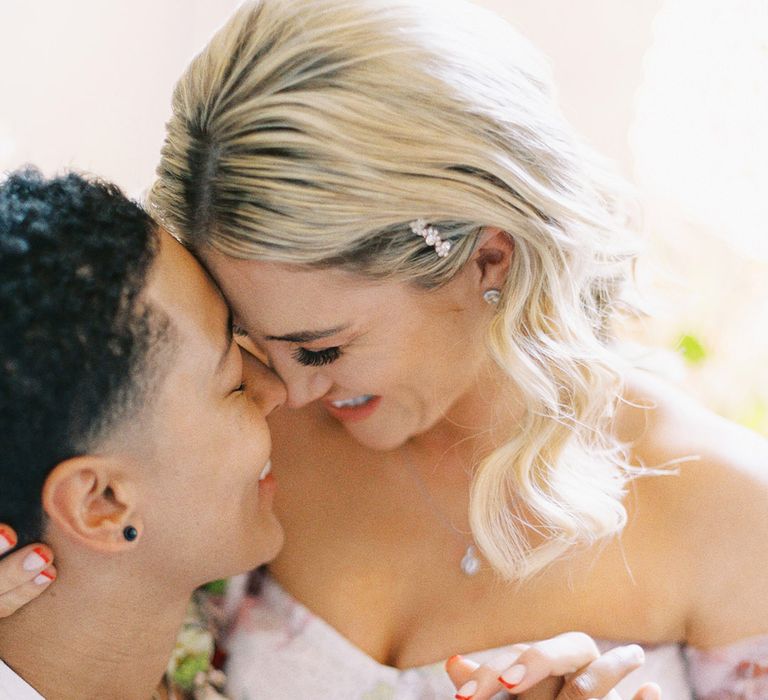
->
xmin=323 ymin=394 xmax=382 ymax=423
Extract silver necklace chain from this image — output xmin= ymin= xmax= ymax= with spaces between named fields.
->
xmin=400 ymin=443 xmax=482 ymax=576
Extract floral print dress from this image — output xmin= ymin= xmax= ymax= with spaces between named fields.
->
xmin=212 ymin=573 xmax=768 ymax=699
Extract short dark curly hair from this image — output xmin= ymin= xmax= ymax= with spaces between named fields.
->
xmin=1 ymin=168 xmax=171 ymax=545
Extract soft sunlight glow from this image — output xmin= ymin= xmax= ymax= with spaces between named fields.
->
xmin=631 ymin=0 xmax=768 ymax=261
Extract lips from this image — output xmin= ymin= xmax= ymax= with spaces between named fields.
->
xmin=322 ymin=394 xmax=382 ymax=423
xmin=329 ymin=394 xmax=374 ymax=408
xmin=257 ymin=471 xmax=276 ymax=497
xmin=257 ymin=460 xmax=276 ymax=498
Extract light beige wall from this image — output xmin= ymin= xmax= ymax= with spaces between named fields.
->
xmin=0 ymin=0 xmax=240 ymax=194
xmin=0 ymin=0 xmax=659 ymax=191
xmin=472 ymin=0 xmax=663 ymax=176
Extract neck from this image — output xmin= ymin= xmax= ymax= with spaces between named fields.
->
xmin=412 ymin=359 xmax=525 ymax=459
xmin=0 ymin=547 xmax=192 ymax=700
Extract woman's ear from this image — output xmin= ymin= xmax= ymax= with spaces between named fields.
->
xmin=41 ymin=456 xmax=143 ymax=553
xmin=471 ymin=227 xmax=515 ymax=292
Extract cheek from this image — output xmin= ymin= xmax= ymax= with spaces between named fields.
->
xmin=340 ymin=312 xmax=430 ymax=387
xmin=240 ymin=405 xmax=273 ymax=463
xmin=407 ymin=331 xmax=480 ymax=401
xmin=333 ymin=353 xmax=406 ymax=393
xmin=192 ymin=412 xmax=263 ymax=488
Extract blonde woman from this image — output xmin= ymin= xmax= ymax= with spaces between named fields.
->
xmin=150 ymin=2 xmax=768 ymax=697
xmin=148 ymin=2 xmax=768 ymax=697
xmin=5 ymin=0 xmax=768 ymax=697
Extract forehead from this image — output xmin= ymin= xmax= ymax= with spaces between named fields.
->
xmin=145 ymin=230 xmax=229 ymax=354
xmin=201 ymin=251 xmax=408 ymax=334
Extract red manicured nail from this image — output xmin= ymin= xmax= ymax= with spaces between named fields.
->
xmin=498 ymin=664 xmax=526 ymax=689
xmin=0 ymin=528 xmax=17 ymax=553
xmin=33 ymin=547 xmax=51 ymax=564
xmin=34 ymin=569 xmax=56 ymax=585
xmin=455 ymin=679 xmax=478 ymax=699
xmin=498 ymin=675 xmax=518 ymax=689
xmin=23 ymin=548 xmax=50 ymax=572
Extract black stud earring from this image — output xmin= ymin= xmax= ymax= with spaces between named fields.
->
xmin=123 ymin=526 xmax=138 ymax=542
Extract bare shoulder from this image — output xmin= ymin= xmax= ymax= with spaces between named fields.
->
xmin=616 ymin=370 xmax=768 ymax=646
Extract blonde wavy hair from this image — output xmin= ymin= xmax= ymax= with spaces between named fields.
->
xmin=150 ymin=0 xmax=641 ymax=580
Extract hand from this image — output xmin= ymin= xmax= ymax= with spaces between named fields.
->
xmin=0 ymin=524 xmax=56 ymax=617
xmin=446 ymin=632 xmax=662 ymax=700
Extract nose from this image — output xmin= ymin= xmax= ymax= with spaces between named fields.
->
xmin=241 ymin=351 xmax=287 ymax=416
xmin=267 ymin=356 xmax=333 ymax=409
xmin=283 ymin=370 xmax=333 ymax=409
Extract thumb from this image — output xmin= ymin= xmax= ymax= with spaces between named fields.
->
xmin=445 ymin=654 xmax=480 ymax=689
xmin=633 ymin=682 xmax=662 ymax=700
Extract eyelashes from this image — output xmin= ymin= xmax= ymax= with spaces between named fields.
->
xmin=234 ymin=321 xmax=342 ymax=368
xmin=292 ymin=346 xmax=342 ymax=367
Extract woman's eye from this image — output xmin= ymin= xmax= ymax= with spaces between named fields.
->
xmin=233 ymin=381 xmax=247 ymax=394
xmin=292 ymin=346 xmax=342 ymax=367
xmin=232 ymin=324 xmax=248 ymax=337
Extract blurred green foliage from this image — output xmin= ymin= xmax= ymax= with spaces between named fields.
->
xmin=173 ymin=653 xmax=209 ymax=690
xmin=738 ymin=398 xmax=768 ymax=435
xmin=201 ymin=579 xmax=227 ymax=596
xmin=676 ymin=333 xmax=707 ymax=365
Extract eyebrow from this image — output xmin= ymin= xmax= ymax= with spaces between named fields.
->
xmin=264 ymin=325 xmax=348 ymax=343
xmin=216 ymin=307 xmax=235 ymax=374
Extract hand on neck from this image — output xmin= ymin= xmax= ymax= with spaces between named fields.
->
xmin=0 ymin=533 xmax=195 ymax=700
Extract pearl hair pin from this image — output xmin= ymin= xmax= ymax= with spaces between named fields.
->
xmin=410 ymin=219 xmax=452 ymax=258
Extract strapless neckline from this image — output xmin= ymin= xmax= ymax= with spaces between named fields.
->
xmin=223 ymin=572 xmax=695 ymax=699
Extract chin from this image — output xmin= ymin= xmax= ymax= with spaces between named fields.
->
xmin=251 ymin=518 xmax=285 ymax=567
xmin=343 ymin=422 xmax=411 ymax=452
xmin=343 ymin=403 xmax=441 ymax=451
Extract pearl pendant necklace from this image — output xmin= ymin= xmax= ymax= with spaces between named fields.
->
xmin=460 ymin=544 xmax=481 ymax=576
xmin=401 ymin=442 xmax=482 ymax=577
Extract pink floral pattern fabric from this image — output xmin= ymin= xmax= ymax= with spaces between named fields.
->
xmin=219 ymin=572 xmax=768 ymax=699
xmin=686 ymin=635 xmax=768 ymax=699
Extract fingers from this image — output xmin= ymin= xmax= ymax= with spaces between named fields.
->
xmin=516 ymin=676 xmax=564 ymax=700
xmin=447 ymin=636 xmax=656 ymax=700
xmin=555 ymin=644 xmax=645 ymax=700
xmin=0 ymin=571 xmax=58 ymax=617
xmin=575 ymin=682 xmax=662 ymax=700
xmin=445 ymin=654 xmax=480 ymax=690
xmin=0 ymin=524 xmax=17 ymax=557
xmin=632 ymin=683 xmax=662 ymax=700
xmin=0 ymin=526 xmax=56 ymax=618
xmin=447 ymin=646 xmax=528 ymax=700
xmin=495 ymin=633 xmax=601 ymax=696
